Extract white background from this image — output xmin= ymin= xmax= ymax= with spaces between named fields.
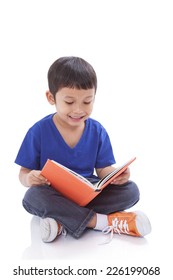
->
xmin=0 ymin=0 xmax=172 ymax=279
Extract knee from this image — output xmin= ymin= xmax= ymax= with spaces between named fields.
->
xmin=23 ymin=186 xmax=42 ymax=205
xmin=22 ymin=185 xmax=52 ymax=215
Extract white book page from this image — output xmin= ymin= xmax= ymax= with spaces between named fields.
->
xmin=51 ymin=160 xmax=94 ymax=188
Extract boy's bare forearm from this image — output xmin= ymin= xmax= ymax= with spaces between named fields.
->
xmin=19 ymin=167 xmax=31 ymax=187
xmin=96 ymin=166 xmax=116 ymax=179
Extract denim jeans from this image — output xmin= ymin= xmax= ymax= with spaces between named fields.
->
xmin=22 ymin=180 xmax=139 ymax=238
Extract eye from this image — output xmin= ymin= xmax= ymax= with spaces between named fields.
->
xmin=84 ymin=101 xmax=92 ymax=105
xmin=65 ymin=101 xmax=74 ymax=105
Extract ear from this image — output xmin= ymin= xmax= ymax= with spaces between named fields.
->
xmin=46 ymin=91 xmax=55 ymax=105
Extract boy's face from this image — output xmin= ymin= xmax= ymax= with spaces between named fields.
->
xmin=46 ymin=87 xmax=95 ymax=128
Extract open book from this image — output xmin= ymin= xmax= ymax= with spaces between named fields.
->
xmin=41 ymin=157 xmax=136 ymax=206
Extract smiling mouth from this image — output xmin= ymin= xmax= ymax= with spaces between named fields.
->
xmin=69 ymin=115 xmax=85 ymax=121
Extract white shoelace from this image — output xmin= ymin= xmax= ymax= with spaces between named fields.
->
xmin=101 ymin=218 xmax=130 ymax=243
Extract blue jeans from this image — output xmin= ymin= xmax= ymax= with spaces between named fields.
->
xmin=22 ymin=180 xmax=139 ymax=238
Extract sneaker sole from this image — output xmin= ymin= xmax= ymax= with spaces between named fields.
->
xmin=135 ymin=211 xmax=152 ymax=236
xmin=40 ymin=218 xmax=58 ymax=242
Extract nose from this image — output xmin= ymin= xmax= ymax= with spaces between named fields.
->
xmin=72 ymin=103 xmax=83 ymax=113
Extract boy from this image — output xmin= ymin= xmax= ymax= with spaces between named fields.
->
xmin=15 ymin=56 xmax=151 ymax=242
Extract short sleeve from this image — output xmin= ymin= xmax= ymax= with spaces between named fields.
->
xmin=95 ymin=126 xmax=116 ymax=168
xmin=15 ymin=126 xmax=41 ymax=170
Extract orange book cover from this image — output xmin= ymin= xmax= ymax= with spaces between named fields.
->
xmin=41 ymin=157 xmax=136 ymax=206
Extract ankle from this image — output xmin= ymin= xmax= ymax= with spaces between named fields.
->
xmin=87 ymin=213 xmax=97 ymax=228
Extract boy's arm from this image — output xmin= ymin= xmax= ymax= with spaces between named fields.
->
xmin=96 ymin=166 xmax=130 ymax=185
xmin=96 ymin=166 xmax=116 ymax=179
xmin=19 ymin=167 xmax=50 ymax=187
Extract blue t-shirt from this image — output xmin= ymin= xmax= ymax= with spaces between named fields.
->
xmin=15 ymin=114 xmax=116 ymax=178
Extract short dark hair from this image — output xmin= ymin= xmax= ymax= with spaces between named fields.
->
xmin=47 ymin=56 xmax=97 ymax=97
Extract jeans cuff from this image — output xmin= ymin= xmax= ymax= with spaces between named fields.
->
xmin=72 ymin=210 xmax=95 ymax=238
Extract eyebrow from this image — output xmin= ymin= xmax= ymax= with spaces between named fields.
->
xmin=64 ymin=96 xmax=74 ymax=99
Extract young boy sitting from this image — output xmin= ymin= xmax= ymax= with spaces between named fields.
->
xmin=15 ymin=56 xmax=151 ymax=242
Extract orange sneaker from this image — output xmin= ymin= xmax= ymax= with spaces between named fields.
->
xmin=40 ymin=217 xmax=66 ymax=242
xmin=103 ymin=211 xmax=151 ymax=239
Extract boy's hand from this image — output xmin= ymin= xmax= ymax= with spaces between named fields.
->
xmin=110 ymin=168 xmax=130 ymax=185
xmin=19 ymin=167 xmax=51 ymax=187
xmin=26 ymin=170 xmax=50 ymax=186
